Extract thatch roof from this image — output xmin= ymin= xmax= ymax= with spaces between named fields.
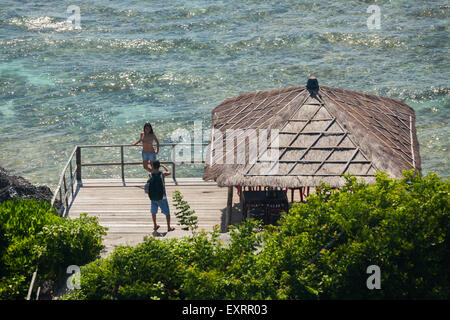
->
xmin=203 ymin=84 xmax=421 ymax=188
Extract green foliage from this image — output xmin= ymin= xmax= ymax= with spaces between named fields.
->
xmin=63 ymin=219 xmax=265 ymax=300
xmin=64 ymin=237 xmax=185 ymax=300
xmin=63 ymin=170 xmax=449 ymax=300
xmin=0 ymin=199 xmax=107 ymax=299
xmin=259 ymin=170 xmax=449 ymax=299
xmin=172 ymin=190 xmax=198 ymax=232
xmin=34 ymin=213 xmax=107 ymax=281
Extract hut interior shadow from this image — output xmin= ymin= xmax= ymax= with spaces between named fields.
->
xmin=220 ymin=203 xmax=244 ymax=233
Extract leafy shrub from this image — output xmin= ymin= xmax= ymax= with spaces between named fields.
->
xmin=34 ymin=213 xmax=106 ymax=281
xmin=258 ymin=170 xmax=449 ymax=299
xmin=64 ymin=237 xmax=183 ymax=300
xmin=63 ymin=221 xmax=262 ymax=300
xmin=0 ymin=199 xmax=107 ymax=299
xmin=63 ymin=170 xmax=449 ymax=300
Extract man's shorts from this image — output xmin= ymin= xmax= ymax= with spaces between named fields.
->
xmin=150 ymin=199 xmax=170 ymax=216
xmin=142 ymin=151 xmax=156 ymax=162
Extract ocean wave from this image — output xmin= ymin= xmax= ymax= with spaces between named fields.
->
xmin=319 ymin=32 xmax=406 ymax=49
xmin=7 ymin=16 xmax=81 ymax=32
xmin=378 ymin=87 xmax=450 ymax=102
xmin=105 ymin=38 xmax=176 ymax=52
xmin=409 ymin=5 xmax=449 ymax=18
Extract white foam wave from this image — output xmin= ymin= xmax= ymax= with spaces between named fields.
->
xmin=8 ymin=16 xmax=81 ymax=32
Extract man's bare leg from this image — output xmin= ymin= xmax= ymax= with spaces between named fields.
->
xmin=166 ymin=215 xmax=175 ymax=232
xmin=152 ymin=214 xmax=159 ymax=231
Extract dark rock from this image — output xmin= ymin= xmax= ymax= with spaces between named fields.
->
xmin=0 ymin=166 xmax=54 ymax=204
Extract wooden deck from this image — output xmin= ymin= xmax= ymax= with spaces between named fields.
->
xmin=67 ymin=178 xmax=244 ymax=256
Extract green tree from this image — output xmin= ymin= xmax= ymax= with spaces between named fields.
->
xmin=172 ymin=190 xmax=198 ymax=233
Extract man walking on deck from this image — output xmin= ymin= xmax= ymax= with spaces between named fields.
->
xmin=147 ymin=160 xmax=175 ymax=232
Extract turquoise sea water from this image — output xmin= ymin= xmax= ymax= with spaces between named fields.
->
xmin=0 ymin=0 xmax=448 ymax=188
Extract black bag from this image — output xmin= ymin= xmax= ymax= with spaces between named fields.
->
xmin=148 ymin=172 xmax=164 ymax=201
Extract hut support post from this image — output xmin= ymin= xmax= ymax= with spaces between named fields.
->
xmin=225 ymin=186 xmax=233 ymax=232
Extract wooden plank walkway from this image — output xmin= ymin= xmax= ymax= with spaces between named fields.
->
xmin=67 ymin=178 xmax=244 ymax=256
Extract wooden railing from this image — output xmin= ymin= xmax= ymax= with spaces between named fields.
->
xmin=50 ymin=145 xmax=78 ymax=216
xmin=50 ymin=143 xmax=209 ymax=216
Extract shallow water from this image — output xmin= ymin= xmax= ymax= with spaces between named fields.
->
xmin=0 ymin=0 xmax=448 ymax=188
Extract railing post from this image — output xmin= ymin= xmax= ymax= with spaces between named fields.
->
xmin=69 ymin=161 xmax=74 ymax=197
xmin=59 ymin=185 xmax=63 ymax=214
xmin=76 ymin=146 xmax=81 ymax=181
xmin=120 ymin=146 xmax=124 ymax=181
xmin=63 ymin=174 xmax=68 ymax=210
xmin=171 ymin=145 xmax=175 ymax=163
xmin=26 ymin=269 xmax=38 ymax=300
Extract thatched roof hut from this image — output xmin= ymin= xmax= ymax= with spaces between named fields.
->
xmin=203 ymin=78 xmax=421 ymax=189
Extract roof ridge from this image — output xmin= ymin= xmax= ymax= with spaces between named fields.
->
xmin=319 ymin=85 xmax=414 ymax=114
xmin=214 ymin=85 xmax=306 ymax=112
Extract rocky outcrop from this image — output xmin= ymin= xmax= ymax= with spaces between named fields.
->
xmin=0 ymin=166 xmax=54 ymax=203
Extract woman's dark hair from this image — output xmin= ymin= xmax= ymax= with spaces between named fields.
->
xmin=144 ymin=122 xmax=153 ymax=134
